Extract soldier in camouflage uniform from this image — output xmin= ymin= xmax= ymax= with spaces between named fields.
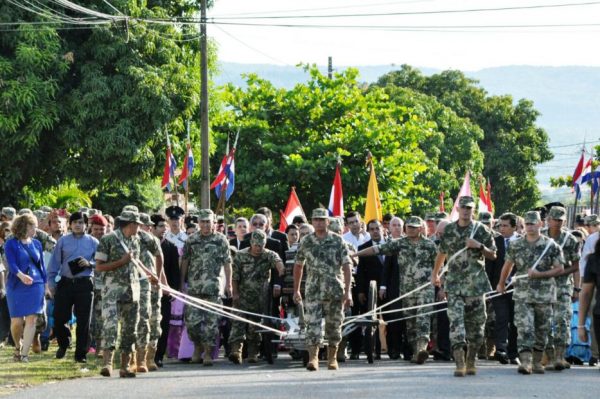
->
xmin=228 ymin=230 xmax=284 ymax=364
xmin=134 ymin=212 xmax=164 ymax=372
xmin=357 ymin=216 xmax=437 ymax=364
xmin=293 ymin=208 xmax=353 ymax=371
xmin=541 ymin=206 xmax=580 ymax=371
xmin=180 ymin=209 xmax=232 ymax=366
xmin=95 ymin=209 xmax=142 ymax=378
xmin=497 ymin=210 xmax=564 ymax=375
xmin=432 ymin=196 xmax=497 ymax=377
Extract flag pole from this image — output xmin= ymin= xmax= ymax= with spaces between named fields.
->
xmin=166 ymin=129 xmax=180 ymax=207
xmin=184 ymin=120 xmax=190 ymax=214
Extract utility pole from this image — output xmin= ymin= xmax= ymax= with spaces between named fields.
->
xmin=328 ymin=56 xmax=333 ymax=79
xmin=200 ymin=0 xmax=210 ymax=208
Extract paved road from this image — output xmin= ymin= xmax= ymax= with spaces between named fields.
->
xmin=7 ymin=357 xmax=600 ymax=399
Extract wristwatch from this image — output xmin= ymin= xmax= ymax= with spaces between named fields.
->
xmin=574 ymin=287 xmax=582 ymax=293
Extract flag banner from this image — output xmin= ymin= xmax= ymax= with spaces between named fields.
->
xmin=279 ymin=187 xmax=306 ymax=232
xmin=575 ymin=157 xmax=593 ymax=199
xmin=212 ymin=149 xmax=236 ymax=201
xmin=450 ymin=171 xmax=472 ymax=221
xmin=486 ymin=180 xmax=493 ymax=213
xmin=161 ymin=146 xmax=177 ymax=192
xmin=478 ymin=180 xmax=491 ymax=214
xmin=328 ymin=163 xmax=344 ymax=217
xmin=439 ymin=192 xmax=445 ymax=212
xmin=364 ymin=160 xmax=382 ymax=223
xmin=178 ymin=143 xmax=195 ymax=189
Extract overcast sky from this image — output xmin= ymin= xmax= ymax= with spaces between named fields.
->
xmin=207 ymin=0 xmax=600 ymax=70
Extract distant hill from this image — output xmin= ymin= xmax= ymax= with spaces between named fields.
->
xmin=215 ymin=63 xmax=600 ymax=200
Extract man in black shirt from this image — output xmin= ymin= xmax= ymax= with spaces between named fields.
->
xmin=151 ymin=214 xmax=180 ymax=367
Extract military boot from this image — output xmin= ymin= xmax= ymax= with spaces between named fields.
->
xmin=532 ymin=350 xmax=545 ymax=374
xmin=119 ymin=352 xmax=136 ymax=378
xmin=556 ymin=345 xmax=570 ymax=369
xmin=306 ymin=345 xmax=319 ymax=371
xmin=247 ymin=343 xmax=259 ymax=364
xmin=136 ymin=348 xmax=148 ymax=373
xmin=466 ymin=345 xmax=478 ymax=375
xmin=327 ymin=345 xmax=339 ymax=370
xmin=228 ymin=342 xmax=242 ymax=364
xmin=128 ymin=350 xmax=137 ymax=373
xmin=518 ymin=351 xmax=532 ymax=374
xmin=415 ymin=339 xmax=429 ymax=365
xmin=203 ymin=346 xmax=214 ymax=367
xmin=191 ymin=344 xmax=204 ymax=363
xmin=146 ymin=346 xmax=158 ymax=371
xmin=100 ymin=350 xmax=113 ymax=377
xmin=453 ymin=347 xmax=466 ymax=377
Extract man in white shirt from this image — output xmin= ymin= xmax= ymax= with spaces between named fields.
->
xmin=343 ymin=211 xmax=370 ymax=250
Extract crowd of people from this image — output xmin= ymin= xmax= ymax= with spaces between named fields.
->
xmin=0 ymin=197 xmax=599 ymax=378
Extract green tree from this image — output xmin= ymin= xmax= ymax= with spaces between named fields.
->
xmin=211 ymin=66 xmax=484 ymax=217
xmin=375 ymin=65 xmax=553 ymax=214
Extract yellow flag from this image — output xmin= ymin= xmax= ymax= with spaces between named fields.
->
xmin=364 ymin=160 xmax=382 ymax=222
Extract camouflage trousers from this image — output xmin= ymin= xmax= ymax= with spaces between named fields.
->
xmin=229 ymin=304 xmax=263 ymax=346
xmin=184 ymin=294 xmax=221 ymax=347
xmin=305 ymin=297 xmax=344 ymax=347
xmin=135 ymin=280 xmax=163 ymax=348
xmin=514 ymin=301 xmax=552 ymax=352
xmin=447 ymin=294 xmax=486 ymax=350
xmin=91 ymin=288 xmax=103 ymax=345
xmin=548 ymin=293 xmax=572 ymax=348
xmin=101 ymin=293 xmax=139 ymax=353
xmin=403 ymin=288 xmax=434 ymax=345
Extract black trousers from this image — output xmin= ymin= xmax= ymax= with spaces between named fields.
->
xmin=435 ymin=287 xmax=451 ymax=356
xmin=594 ymin=315 xmax=600 ymax=352
xmin=0 ymin=295 xmax=10 ymax=342
xmin=155 ymin=295 xmax=172 ymax=362
xmin=53 ymin=277 xmax=94 ymax=359
xmin=492 ymin=293 xmax=518 ymax=359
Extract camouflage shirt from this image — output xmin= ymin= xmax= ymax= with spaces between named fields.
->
xmin=138 ymin=230 xmax=162 ymax=278
xmin=296 ymin=232 xmax=351 ymax=300
xmin=542 ymin=227 xmax=579 ymax=296
xmin=506 ymin=234 xmax=563 ymax=303
xmin=35 ymin=229 xmax=56 ymax=252
xmin=379 ymin=236 xmax=437 ymax=292
xmin=95 ymin=229 xmax=141 ymax=302
xmin=438 ymin=221 xmax=496 ymax=296
xmin=233 ymin=248 xmax=281 ymax=308
xmin=182 ymin=232 xmax=231 ymax=297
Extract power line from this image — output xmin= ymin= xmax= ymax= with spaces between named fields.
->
xmin=208 ymin=1 xmax=600 ymax=20
xmin=212 ymin=25 xmax=291 ymax=66
xmin=548 ymin=140 xmax=600 ymax=148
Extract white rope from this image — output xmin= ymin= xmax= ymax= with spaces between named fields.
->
xmin=116 ymin=238 xmax=285 ymax=335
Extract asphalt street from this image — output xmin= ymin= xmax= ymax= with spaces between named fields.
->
xmin=6 ymin=355 xmax=600 ymax=399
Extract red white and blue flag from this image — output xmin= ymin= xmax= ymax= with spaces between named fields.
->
xmin=161 ymin=135 xmax=177 ymax=192
xmin=211 ymin=133 xmax=238 ymax=201
xmin=178 ymin=143 xmax=195 ymax=189
xmin=328 ymin=163 xmax=344 ymax=217
xmin=573 ymin=152 xmax=592 ymax=199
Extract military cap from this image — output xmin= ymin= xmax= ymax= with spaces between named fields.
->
xmin=434 ymin=211 xmax=449 ymax=221
xmin=39 ymin=206 xmax=53 ymax=213
xmin=165 ymin=205 xmax=185 ymax=220
xmin=585 ymin=214 xmax=600 ymax=226
xmin=547 ymin=206 xmax=567 ymax=221
xmin=88 ymin=208 xmax=102 ymax=217
xmin=139 ymin=212 xmax=153 ymax=226
xmin=458 ymin=196 xmax=475 ymax=208
xmin=533 ymin=206 xmax=547 ymax=220
xmin=406 ymin=216 xmax=424 ymax=227
xmin=78 ymin=207 xmax=90 ymax=215
xmin=311 ymin=208 xmax=329 ymax=219
xmin=328 ymin=217 xmax=344 ymax=234
xmin=117 ymin=210 xmax=142 ymax=224
xmin=524 ymin=211 xmax=541 ymax=224
xmin=33 ymin=210 xmax=48 ymax=221
xmin=575 ymin=213 xmax=586 ymax=225
xmin=216 ymin=215 xmax=225 ymax=223
xmin=185 ymin=215 xmax=199 ymax=226
xmin=18 ymin=208 xmax=33 ymax=215
xmin=424 ymin=212 xmax=436 ymax=221
xmin=250 ymin=229 xmax=267 ymax=246
xmin=89 ymin=214 xmax=108 ymax=227
xmin=544 ymin=201 xmax=565 ymax=212
xmin=197 ymin=209 xmax=214 ymax=221
xmin=1 ymin=207 xmax=16 ymax=219
xmin=122 ymin=205 xmax=139 ymax=213
xmin=478 ymin=211 xmax=493 ymax=224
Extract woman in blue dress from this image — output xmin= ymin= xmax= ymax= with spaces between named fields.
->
xmin=5 ymin=213 xmax=48 ymax=362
